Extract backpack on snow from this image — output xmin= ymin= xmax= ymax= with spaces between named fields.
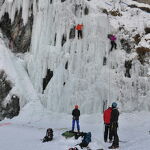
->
xmin=74 ymin=132 xmax=86 ymax=139
xmin=42 ymin=128 xmax=53 ymax=142
xmin=79 ymin=132 xmax=91 ymax=148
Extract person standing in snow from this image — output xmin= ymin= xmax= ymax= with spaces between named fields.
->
xmin=108 ymin=34 xmax=117 ymax=52
xmin=72 ymin=105 xmax=80 ymax=132
xmin=76 ymin=24 xmax=83 ymax=39
xmin=108 ymin=102 xmax=119 ymax=149
xmin=103 ymin=107 xmax=113 ymax=143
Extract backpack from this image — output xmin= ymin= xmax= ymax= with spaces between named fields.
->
xmin=42 ymin=128 xmax=53 ymax=142
xmin=79 ymin=132 xmax=91 ymax=148
xmin=82 ymin=132 xmax=91 ymax=144
xmin=74 ymin=132 xmax=86 ymax=139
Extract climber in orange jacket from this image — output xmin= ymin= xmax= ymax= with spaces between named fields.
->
xmin=76 ymin=24 xmax=83 ymax=39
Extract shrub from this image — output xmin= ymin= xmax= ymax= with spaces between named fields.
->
xmin=136 ymin=47 xmax=150 ymax=64
xmin=133 ymin=34 xmax=141 ymax=45
xmin=144 ymin=27 xmax=150 ymax=34
xmin=109 ymin=10 xmax=122 ymax=16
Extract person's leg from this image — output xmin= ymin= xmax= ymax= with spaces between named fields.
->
xmin=104 ymin=124 xmax=109 ymax=142
xmin=80 ymin=30 xmax=83 ymax=39
xmin=72 ymin=120 xmax=75 ymax=131
xmin=110 ymin=41 xmax=114 ymax=51
xmin=112 ymin=125 xmax=119 ymax=147
xmin=78 ymin=31 xmax=80 ymax=39
xmin=76 ymin=120 xmax=80 ymax=132
xmin=108 ymin=124 xmax=115 ymax=148
xmin=108 ymin=125 xmax=113 ymax=142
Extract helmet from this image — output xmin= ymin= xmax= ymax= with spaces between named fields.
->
xmin=75 ymin=105 xmax=78 ymax=109
xmin=112 ymin=102 xmax=117 ymax=108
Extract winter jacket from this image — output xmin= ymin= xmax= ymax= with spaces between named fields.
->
xmin=110 ymin=108 xmax=119 ymax=124
xmin=103 ymin=107 xmax=112 ymax=124
xmin=76 ymin=24 xmax=83 ymax=31
xmin=109 ymin=35 xmax=116 ymax=41
xmin=72 ymin=108 xmax=80 ymax=120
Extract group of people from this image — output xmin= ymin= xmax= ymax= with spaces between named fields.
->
xmin=71 ymin=102 xmax=119 ymax=149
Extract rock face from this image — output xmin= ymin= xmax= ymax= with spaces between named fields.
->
xmin=2 ymin=95 xmax=20 ymax=119
xmin=0 ymin=71 xmax=20 ymax=120
xmin=134 ymin=0 xmax=150 ymax=5
xmin=0 ymin=9 xmax=33 ymax=53
xmin=0 ymin=70 xmax=12 ymax=100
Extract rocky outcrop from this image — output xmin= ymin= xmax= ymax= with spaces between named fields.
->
xmin=2 ymin=95 xmax=20 ymax=119
xmin=0 ymin=9 xmax=33 ymax=53
xmin=134 ymin=0 xmax=150 ymax=5
xmin=0 ymin=70 xmax=12 ymax=100
xmin=0 ymin=70 xmax=20 ymax=120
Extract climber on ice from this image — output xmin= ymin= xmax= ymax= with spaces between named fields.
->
xmin=72 ymin=105 xmax=80 ymax=132
xmin=108 ymin=34 xmax=117 ymax=52
xmin=76 ymin=24 xmax=83 ymax=39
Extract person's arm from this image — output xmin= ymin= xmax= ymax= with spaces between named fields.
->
xmin=72 ymin=110 xmax=74 ymax=116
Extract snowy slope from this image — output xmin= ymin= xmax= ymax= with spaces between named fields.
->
xmin=0 ymin=112 xmax=150 ymax=150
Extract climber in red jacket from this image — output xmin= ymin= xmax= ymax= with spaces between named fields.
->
xmin=103 ymin=107 xmax=113 ymax=143
xmin=76 ymin=24 xmax=83 ymax=39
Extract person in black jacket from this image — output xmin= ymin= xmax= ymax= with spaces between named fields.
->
xmin=108 ymin=102 xmax=119 ymax=149
xmin=72 ymin=105 xmax=80 ymax=132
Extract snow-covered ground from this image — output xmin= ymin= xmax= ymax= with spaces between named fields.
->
xmin=0 ymin=111 xmax=150 ymax=150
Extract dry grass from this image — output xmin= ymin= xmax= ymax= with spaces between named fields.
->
xmin=136 ymin=47 xmax=150 ymax=64
xmin=109 ymin=10 xmax=122 ymax=16
xmin=133 ymin=34 xmax=141 ymax=45
xmin=129 ymin=4 xmax=150 ymax=13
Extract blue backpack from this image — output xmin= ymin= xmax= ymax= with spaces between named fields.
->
xmin=82 ymin=132 xmax=91 ymax=144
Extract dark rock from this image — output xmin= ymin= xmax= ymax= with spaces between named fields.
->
xmin=69 ymin=26 xmax=76 ymax=39
xmin=65 ymin=61 xmax=68 ymax=70
xmin=61 ymin=34 xmax=67 ymax=47
xmin=124 ymin=60 xmax=132 ymax=78
xmin=0 ymin=70 xmax=12 ymax=100
xmin=3 ymin=95 xmax=20 ymax=119
xmin=103 ymin=57 xmax=107 ymax=65
xmin=120 ymin=38 xmax=131 ymax=53
xmin=0 ymin=70 xmax=20 ymax=120
xmin=0 ymin=8 xmax=33 ymax=53
xmin=54 ymin=33 xmax=57 ymax=46
xmin=84 ymin=6 xmax=89 ymax=15
xmin=43 ymin=69 xmax=53 ymax=92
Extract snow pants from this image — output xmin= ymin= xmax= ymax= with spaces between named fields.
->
xmin=110 ymin=41 xmax=117 ymax=51
xmin=104 ymin=124 xmax=112 ymax=142
xmin=78 ymin=30 xmax=82 ymax=39
xmin=72 ymin=119 xmax=80 ymax=132
xmin=111 ymin=123 xmax=119 ymax=147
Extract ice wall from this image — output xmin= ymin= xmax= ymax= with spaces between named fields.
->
xmin=28 ymin=0 xmax=111 ymax=113
xmin=0 ymin=0 xmax=150 ymax=114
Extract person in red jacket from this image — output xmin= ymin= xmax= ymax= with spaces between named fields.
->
xmin=76 ymin=24 xmax=83 ymax=39
xmin=103 ymin=107 xmax=112 ymax=142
